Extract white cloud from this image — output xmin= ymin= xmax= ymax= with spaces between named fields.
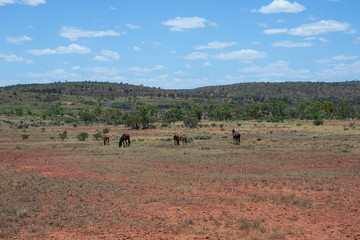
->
xmin=257 ymin=0 xmax=305 ymax=14
xmin=264 ymin=20 xmax=350 ymax=36
xmin=194 ymin=41 xmax=238 ymax=50
xmin=161 ymin=17 xmax=216 ymax=31
xmin=22 ymin=68 xmax=80 ymax=80
xmin=93 ymin=50 xmax=120 ymax=62
xmin=317 ymin=61 xmax=360 ymax=79
xmin=0 ymin=0 xmax=45 ymax=6
xmin=238 ymin=60 xmax=310 ymax=79
xmin=257 ymin=23 xmax=268 ymax=28
xmin=27 ymin=44 xmax=91 ymax=56
xmin=183 ymin=52 xmax=208 ymax=60
xmin=0 ymin=0 xmax=14 ymax=6
xmin=59 ymin=26 xmax=123 ymax=41
xmin=0 ymin=53 xmax=32 ymax=63
xmin=203 ymin=62 xmax=212 ymax=67
xmin=272 ymin=40 xmax=313 ymax=47
xmin=212 ymin=49 xmax=267 ymax=61
xmin=126 ymin=24 xmax=141 ymax=29
xmin=5 ymin=35 xmax=32 ymax=44
xmin=133 ymin=46 xmax=140 ymax=51
xmin=332 ymin=55 xmax=357 ymax=61
xmin=318 ymin=37 xmax=329 ymax=43
xmin=316 ymin=55 xmax=358 ymax=64
xmin=22 ymin=0 xmax=45 ymax=6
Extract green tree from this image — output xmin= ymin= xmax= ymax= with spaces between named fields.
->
xmin=15 ymin=107 xmax=24 ymax=116
xmin=125 ymin=115 xmax=141 ymax=129
xmin=103 ymin=127 xmax=111 ymax=134
xmin=191 ymin=105 xmax=204 ymax=121
xmin=269 ymin=99 xmax=286 ymax=118
xmin=322 ymin=101 xmax=336 ymax=118
xmin=48 ymin=102 xmax=64 ymax=116
xmin=165 ymin=108 xmax=183 ymax=124
xmin=336 ymin=99 xmax=354 ymax=119
xmin=245 ymin=102 xmax=261 ymax=120
xmin=59 ymin=131 xmax=68 ymax=141
xmin=76 ymin=132 xmax=89 ymax=141
xmin=93 ymin=132 xmax=103 ymax=140
xmin=139 ymin=105 xmax=156 ymax=129
xmin=79 ymin=110 xmax=95 ymax=124
xmin=183 ymin=116 xmax=199 ymax=128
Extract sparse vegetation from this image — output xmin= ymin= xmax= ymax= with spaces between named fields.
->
xmin=0 ymin=81 xmax=359 ymax=239
xmin=76 ymin=132 xmax=89 ymax=141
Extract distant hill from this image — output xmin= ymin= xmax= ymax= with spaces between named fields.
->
xmin=1 ymin=81 xmax=360 ymax=104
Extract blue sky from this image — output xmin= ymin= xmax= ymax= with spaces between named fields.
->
xmin=0 ymin=0 xmax=359 ymax=89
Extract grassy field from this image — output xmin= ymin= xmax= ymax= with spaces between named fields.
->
xmin=0 ymin=120 xmax=359 ymax=239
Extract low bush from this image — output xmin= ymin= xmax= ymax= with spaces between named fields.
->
xmin=76 ymin=132 xmax=89 ymax=141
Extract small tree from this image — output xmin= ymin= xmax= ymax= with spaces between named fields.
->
xmin=21 ymin=134 xmax=29 ymax=140
xmin=59 ymin=131 xmax=68 ymax=141
xmin=76 ymin=132 xmax=89 ymax=141
xmin=313 ymin=119 xmax=324 ymax=126
xmin=125 ymin=115 xmax=141 ymax=129
xmin=183 ymin=116 xmax=199 ymax=128
xmin=103 ymin=127 xmax=111 ymax=135
xmin=93 ymin=132 xmax=103 ymax=140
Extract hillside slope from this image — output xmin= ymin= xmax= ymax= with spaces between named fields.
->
xmin=1 ymin=81 xmax=360 ymax=103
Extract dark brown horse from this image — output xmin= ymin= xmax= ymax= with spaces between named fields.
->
xmin=119 ymin=134 xmax=130 ymax=147
xmin=179 ymin=136 xmax=187 ymax=144
xmin=103 ymin=135 xmax=110 ymax=145
xmin=232 ymin=129 xmax=241 ymax=145
xmin=173 ymin=134 xmax=180 ymax=145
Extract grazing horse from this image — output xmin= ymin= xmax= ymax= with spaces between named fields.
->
xmin=173 ymin=134 xmax=180 ymax=145
xmin=103 ymin=135 xmax=110 ymax=145
xmin=232 ymin=129 xmax=241 ymax=145
xmin=119 ymin=134 xmax=131 ymax=147
xmin=179 ymin=136 xmax=187 ymax=145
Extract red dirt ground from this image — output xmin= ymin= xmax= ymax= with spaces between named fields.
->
xmin=1 ymin=124 xmax=359 ymax=239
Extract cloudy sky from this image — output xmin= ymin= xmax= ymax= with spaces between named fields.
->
xmin=0 ymin=0 xmax=359 ymax=89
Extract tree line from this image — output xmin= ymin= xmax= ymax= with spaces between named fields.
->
xmin=2 ymin=98 xmax=358 ymax=129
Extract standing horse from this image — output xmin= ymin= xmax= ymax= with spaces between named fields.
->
xmin=103 ymin=135 xmax=110 ymax=145
xmin=119 ymin=134 xmax=131 ymax=147
xmin=173 ymin=134 xmax=180 ymax=145
xmin=232 ymin=129 xmax=241 ymax=145
xmin=179 ymin=136 xmax=187 ymax=145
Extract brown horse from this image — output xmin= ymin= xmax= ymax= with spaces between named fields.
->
xmin=179 ymin=136 xmax=187 ymax=144
xmin=103 ymin=135 xmax=110 ymax=145
xmin=232 ymin=129 xmax=241 ymax=145
xmin=119 ymin=134 xmax=130 ymax=147
xmin=173 ymin=134 xmax=180 ymax=145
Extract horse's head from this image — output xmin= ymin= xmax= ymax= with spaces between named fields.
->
xmin=119 ymin=136 xmax=123 ymax=147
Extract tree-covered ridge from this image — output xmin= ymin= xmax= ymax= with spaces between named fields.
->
xmin=1 ymin=81 xmax=359 ymax=129
xmin=2 ymin=81 xmax=360 ymax=104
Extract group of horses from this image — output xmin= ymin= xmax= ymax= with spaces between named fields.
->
xmin=172 ymin=134 xmax=187 ymax=145
xmin=103 ymin=129 xmax=241 ymax=148
xmin=103 ymin=134 xmax=130 ymax=147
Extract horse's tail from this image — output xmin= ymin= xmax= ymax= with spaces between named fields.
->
xmin=128 ymin=136 xmax=131 ymax=146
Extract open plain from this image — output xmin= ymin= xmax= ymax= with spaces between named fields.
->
xmin=1 ymin=120 xmax=359 ymax=239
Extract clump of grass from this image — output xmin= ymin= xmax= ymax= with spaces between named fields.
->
xmin=193 ymin=135 xmax=212 ymax=140
xmin=21 ymin=134 xmax=29 ymax=140
xmin=313 ymin=119 xmax=324 ymax=126
xmin=272 ymin=194 xmax=313 ymax=209
xmin=237 ymin=216 xmax=265 ymax=234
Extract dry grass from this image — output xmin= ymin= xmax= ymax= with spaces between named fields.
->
xmin=0 ymin=120 xmax=359 ymax=239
